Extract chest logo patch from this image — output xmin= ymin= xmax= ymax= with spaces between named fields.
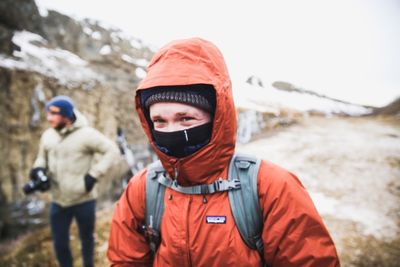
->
xmin=206 ymin=216 xmax=226 ymax=224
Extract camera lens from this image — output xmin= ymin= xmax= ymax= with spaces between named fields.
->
xmin=23 ymin=180 xmax=36 ymax=194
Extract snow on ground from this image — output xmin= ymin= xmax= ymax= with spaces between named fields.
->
xmin=0 ymin=31 xmax=101 ymax=87
xmin=233 ymin=83 xmax=373 ymax=116
xmin=237 ymin=117 xmax=400 ymax=244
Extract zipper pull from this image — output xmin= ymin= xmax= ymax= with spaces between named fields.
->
xmin=174 ymin=166 xmax=179 ymax=179
xmin=172 ymin=159 xmax=180 ymax=179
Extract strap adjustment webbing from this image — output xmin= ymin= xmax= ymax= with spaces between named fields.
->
xmin=157 ymin=175 xmax=241 ymax=195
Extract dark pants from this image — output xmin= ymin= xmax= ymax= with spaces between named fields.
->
xmin=49 ymin=200 xmax=96 ymax=267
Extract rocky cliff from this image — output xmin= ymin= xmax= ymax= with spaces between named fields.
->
xmin=0 ymin=0 xmax=154 ymax=238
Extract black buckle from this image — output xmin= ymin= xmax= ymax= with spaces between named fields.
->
xmin=200 ymin=184 xmax=209 ymax=194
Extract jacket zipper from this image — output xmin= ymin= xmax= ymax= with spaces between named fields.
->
xmin=171 ymin=159 xmax=180 ymax=179
xmin=186 ymin=195 xmax=193 ymax=267
xmin=171 ymin=159 xmax=192 ymax=266
xmin=174 ymin=166 xmax=179 ymax=179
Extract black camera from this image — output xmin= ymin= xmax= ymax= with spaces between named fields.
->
xmin=23 ymin=168 xmax=50 ymax=194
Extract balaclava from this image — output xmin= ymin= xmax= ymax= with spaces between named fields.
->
xmin=140 ymin=84 xmax=216 ymax=158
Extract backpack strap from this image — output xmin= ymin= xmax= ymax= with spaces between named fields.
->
xmin=228 ymin=153 xmax=264 ymax=258
xmin=143 ymin=154 xmax=265 ymax=261
xmin=157 ymin=174 xmax=240 ymax=194
xmin=142 ymin=160 xmax=166 ymax=255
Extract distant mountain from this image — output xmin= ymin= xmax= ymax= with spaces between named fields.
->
xmin=234 ymin=77 xmax=373 ymax=116
xmin=372 ymin=97 xmax=400 ymax=116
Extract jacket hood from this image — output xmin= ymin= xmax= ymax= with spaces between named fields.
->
xmin=135 ymin=38 xmax=237 ymax=185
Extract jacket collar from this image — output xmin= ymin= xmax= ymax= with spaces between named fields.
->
xmin=57 ymin=109 xmax=88 ymax=136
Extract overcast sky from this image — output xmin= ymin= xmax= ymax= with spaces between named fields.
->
xmin=36 ymin=0 xmax=399 ymax=107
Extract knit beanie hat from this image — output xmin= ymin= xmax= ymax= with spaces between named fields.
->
xmin=141 ymin=84 xmax=215 ymax=114
xmin=45 ymin=95 xmax=75 ymax=120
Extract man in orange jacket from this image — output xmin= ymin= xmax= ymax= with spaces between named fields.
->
xmin=107 ymin=38 xmax=340 ymax=266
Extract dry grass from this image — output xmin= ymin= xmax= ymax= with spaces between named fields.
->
xmin=0 ymin=208 xmax=114 ymax=267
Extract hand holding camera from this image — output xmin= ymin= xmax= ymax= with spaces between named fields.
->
xmin=23 ymin=167 xmax=50 ymax=194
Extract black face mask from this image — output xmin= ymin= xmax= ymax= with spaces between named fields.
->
xmin=152 ymin=123 xmax=213 ymax=158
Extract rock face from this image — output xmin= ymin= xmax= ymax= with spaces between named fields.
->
xmin=0 ymin=24 xmax=17 ymax=55
xmin=0 ymin=0 xmax=44 ymax=36
xmin=0 ymin=0 xmax=155 ymax=238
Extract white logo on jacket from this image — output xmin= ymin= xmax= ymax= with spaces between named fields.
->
xmin=206 ymin=216 xmax=226 ymax=224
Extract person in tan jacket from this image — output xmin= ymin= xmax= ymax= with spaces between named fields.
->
xmin=30 ymin=95 xmax=118 ymax=267
xmin=107 ymin=38 xmax=340 ymax=266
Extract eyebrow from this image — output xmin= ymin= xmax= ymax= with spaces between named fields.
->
xmin=150 ymin=111 xmax=197 ymax=120
xmin=176 ymin=112 xmax=189 ymax=116
xmin=150 ymin=115 xmax=163 ymax=119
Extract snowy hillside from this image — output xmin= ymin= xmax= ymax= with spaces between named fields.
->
xmin=0 ymin=31 xmax=101 ymax=87
xmin=233 ymin=81 xmax=373 ymax=116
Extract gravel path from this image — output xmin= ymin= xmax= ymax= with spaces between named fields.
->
xmin=237 ymin=116 xmax=400 ymax=266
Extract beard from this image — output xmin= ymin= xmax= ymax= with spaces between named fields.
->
xmin=54 ymin=121 xmax=67 ymax=131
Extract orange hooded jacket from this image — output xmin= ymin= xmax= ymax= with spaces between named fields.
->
xmin=107 ymin=38 xmax=340 ymax=267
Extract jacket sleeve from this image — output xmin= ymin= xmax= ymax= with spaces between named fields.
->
xmin=33 ymin=133 xmax=48 ymax=169
xmin=258 ymin=161 xmax=340 ymax=267
xmin=107 ymin=169 xmax=153 ymax=267
xmin=85 ymin=128 xmax=119 ymax=178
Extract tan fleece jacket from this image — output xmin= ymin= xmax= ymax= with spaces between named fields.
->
xmin=33 ymin=110 xmax=119 ymax=207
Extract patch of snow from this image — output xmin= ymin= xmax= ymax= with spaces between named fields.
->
xmin=121 ymin=54 xmax=135 ymax=64
xmin=83 ymin=27 xmax=93 ymax=35
xmin=135 ymin=58 xmax=149 ymax=67
xmin=91 ymin=31 xmax=102 ymax=40
xmin=311 ymin=191 xmax=397 ymax=238
xmin=135 ymin=67 xmax=146 ymax=79
xmin=130 ymin=38 xmax=142 ymax=49
xmin=38 ymin=6 xmax=48 ymax=17
xmin=110 ymin=30 xmax=131 ymax=43
xmin=233 ymin=83 xmax=373 ymax=116
xmin=238 ymin=117 xmax=400 ymax=240
xmin=110 ymin=32 xmax=121 ymax=43
xmin=26 ymin=198 xmax=45 ymax=216
xmin=12 ymin=31 xmax=86 ymax=66
xmin=310 ymin=192 xmax=338 ymax=214
xmin=336 ymin=204 xmax=397 ymax=237
xmin=2 ymin=31 xmax=101 ymax=87
xmin=0 ymin=55 xmax=27 ymax=69
xmin=121 ymin=54 xmax=148 ymax=67
xmin=99 ymin=45 xmax=112 ymax=55
xmin=14 ymin=30 xmax=46 ymax=44
xmin=90 ymin=23 xmax=154 ymax=51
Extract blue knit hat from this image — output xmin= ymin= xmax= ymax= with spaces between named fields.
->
xmin=45 ymin=95 xmax=75 ymax=120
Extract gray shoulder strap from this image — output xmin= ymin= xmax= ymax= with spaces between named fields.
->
xmin=145 ymin=160 xmax=166 ymax=254
xmin=144 ymin=154 xmax=264 ymax=260
xmin=228 ymin=153 xmax=264 ymax=257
